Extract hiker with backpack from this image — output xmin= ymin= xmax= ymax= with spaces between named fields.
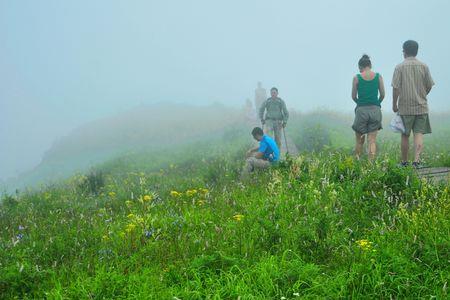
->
xmin=259 ymin=87 xmax=289 ymax=150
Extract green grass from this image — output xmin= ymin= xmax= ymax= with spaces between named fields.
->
xmin=1 ymin=114 xmax=450 ymax=299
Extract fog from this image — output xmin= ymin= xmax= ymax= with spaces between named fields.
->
xmin=1 ymin=0 xmax=450 ymax=182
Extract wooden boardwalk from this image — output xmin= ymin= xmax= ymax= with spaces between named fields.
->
xmin=416 ymin=167 xmax=450 ymax=184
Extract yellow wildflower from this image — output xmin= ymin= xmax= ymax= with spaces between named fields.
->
xmin=199 ymin=188 xmax=209 ymax=195
xmin=186 ymin=189 xmax=198 ymax=197
xmin=143 ymin=194 xmax=152 ymax=202
xmin=233 ymin=214 xmax=244 ymax=222
xmin=170 ymin=191 xmax=182 ymax=197
xmin=356 ymin=239 xmax=372 ymax=251
xmin=127 ymin=213 xmax=135 ymax=219
xmin=197 ymin=199 xmax=206 ymax=206
xmin=125 ymin=223 xmax=137 ymax=233
xmin=108 ymin=191 xmax=116 ymax=198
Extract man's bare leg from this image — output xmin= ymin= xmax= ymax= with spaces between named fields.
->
xmin=355 ymin=133 xmax=365 ymax=159
xmin=401 ymin=134 xmax=410 ymax=162
xmin=367 ymin=131 xmax=378 ymax=161
xmin=413 ymin=133 xmax=424 ymax=163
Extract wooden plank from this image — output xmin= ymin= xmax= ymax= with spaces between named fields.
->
xmin=416 ymin=167 xmax=450 ymax=184
xmin=416 ymin=167 xmax=450 ymax=174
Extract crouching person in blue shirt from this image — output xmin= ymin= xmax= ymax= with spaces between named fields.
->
xmin=242 ymin=127 xmax=280 ymax=178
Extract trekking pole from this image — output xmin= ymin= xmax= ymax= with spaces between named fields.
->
xmin=282 ymin=125 xmax=289 ymax=155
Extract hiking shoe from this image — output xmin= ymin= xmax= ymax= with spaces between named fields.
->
xmin=398 ymin=161 xmax=409 ymax=167
xmin=412 ymin=161 xmax=422 ymax=169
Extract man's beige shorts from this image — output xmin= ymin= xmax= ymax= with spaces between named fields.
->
xmin=246 ymin=157 xmax=270 ymax=172
xmin=401 ymin=114 xmax=432 ymax=135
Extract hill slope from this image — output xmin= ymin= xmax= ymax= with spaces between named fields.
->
xmin=1 ymin=114 xmax=449 ymax=298
xmin=4 ymin=103 xmax=244 ymax=192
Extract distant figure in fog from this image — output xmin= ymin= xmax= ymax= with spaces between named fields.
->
xmin=244 ymin=98 xmax=257 ymax=122
xmin=392 ymin=40 xmax=434 ymax=167
xmin=254 ymin=82 xmax=267 ymax=113
xmin=242 ymin=127 xmax=279 ymax=178
xmin=351 ymin=54 xmax=385 ymax=160
xmin=259 ymin=87 xmax=289 ymax=150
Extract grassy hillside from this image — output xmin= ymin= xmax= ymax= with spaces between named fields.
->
xmin=1 ymin=112 xmax=449 ymax=299
xmin=4 ymin=103 xmax=243 ymax=193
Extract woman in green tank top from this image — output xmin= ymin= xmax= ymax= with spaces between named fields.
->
xmin=351 ymin=54 xmax=385 ymax=160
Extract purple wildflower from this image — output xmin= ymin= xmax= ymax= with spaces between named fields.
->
xmin=144 ymin=229 xmax=155 ymax=238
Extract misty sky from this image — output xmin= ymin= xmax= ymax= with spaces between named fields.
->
xmin=1 ymin=0 xmax=450 ymax=181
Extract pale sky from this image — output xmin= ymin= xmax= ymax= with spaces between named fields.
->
xmin=1 ymin=0 xmax=449 ymax=180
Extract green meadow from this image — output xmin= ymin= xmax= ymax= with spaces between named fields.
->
xmin=1 ymin=112 xmax=449 ymax=299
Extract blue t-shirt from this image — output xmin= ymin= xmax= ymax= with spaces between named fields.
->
xmin=258 ymin=135 xmax=280 ymax=162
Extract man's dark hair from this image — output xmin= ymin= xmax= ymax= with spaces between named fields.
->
xmin=403 ymin=40 xmax=419 ymax=57
xmin=252 ymin=127 xmax=264 ymax=136
xmin=270 ymin=87 xmax=278 ymax=92
xmin=358 ymin=54 xmax=372 ymax=69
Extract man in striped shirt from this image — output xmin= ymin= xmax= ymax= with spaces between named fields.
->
xmin=392 ymin=40 xmax=435 ymax=167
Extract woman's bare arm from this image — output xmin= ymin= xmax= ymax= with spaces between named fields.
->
xmin=352 ymin=76 xmax=358 ymax=102
xmin=378 ymin=74 xmax=385 ymax=102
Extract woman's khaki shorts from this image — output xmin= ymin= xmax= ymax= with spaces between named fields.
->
xmin=401 ymin=114 xmax=432 ymax=135
xmin=352 ymin=105 xmax=382 ymax=134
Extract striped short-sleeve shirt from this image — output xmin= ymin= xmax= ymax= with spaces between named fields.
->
xmin=391 ymin=57 xmax=435 ymax=115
